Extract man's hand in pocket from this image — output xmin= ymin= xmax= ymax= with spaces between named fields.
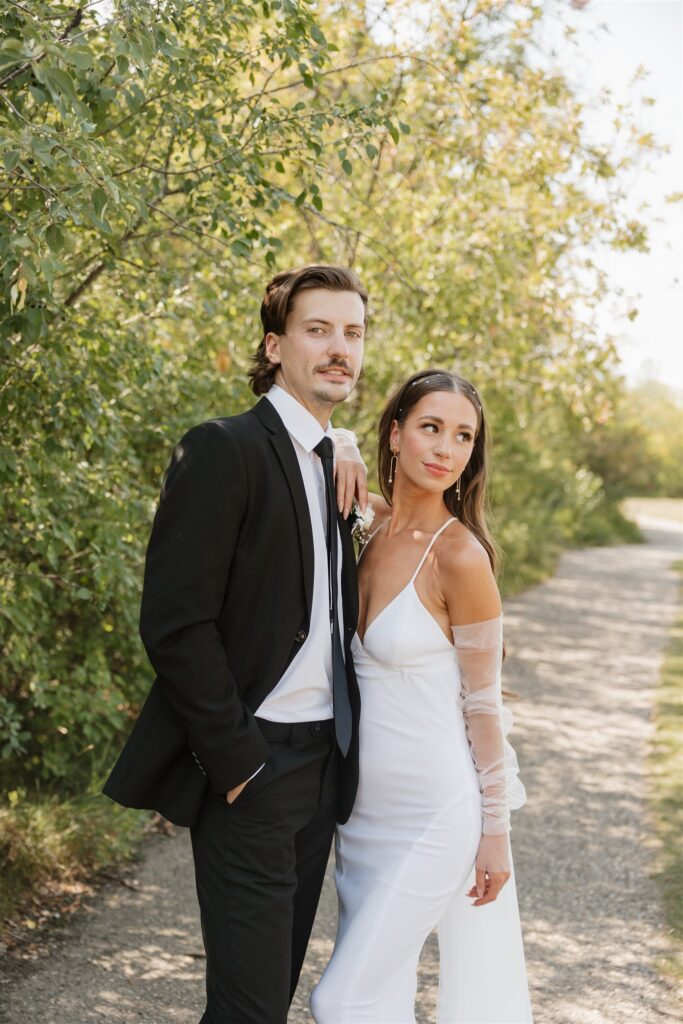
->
xmin=226 ymin=779 xmax=249 ymax=804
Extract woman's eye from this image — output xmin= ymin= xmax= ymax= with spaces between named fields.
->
xmin=457 ymin=432 xmax=473 ymax=443
xmin=423 ymin=423 xmax=438 ymax=433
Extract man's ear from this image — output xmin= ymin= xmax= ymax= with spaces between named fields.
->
xmin=264 ymin=331 xmax=281 ymax=366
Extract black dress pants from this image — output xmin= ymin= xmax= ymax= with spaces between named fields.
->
xmin=190 ymin=718 xmax=338 ymax=1024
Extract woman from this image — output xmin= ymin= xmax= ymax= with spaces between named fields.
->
xmin=312 ymin=369 xmax=533 ymax=1023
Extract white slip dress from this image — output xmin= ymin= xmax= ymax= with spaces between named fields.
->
xmin=311 ymin=518 xmax=533 ymax=1024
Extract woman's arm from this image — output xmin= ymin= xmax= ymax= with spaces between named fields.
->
xmin=439 ymin=536 xmax=525 ymax=906
xmin=331 ymin=428 xmax=392 ymax=524
xmin=332 ymin=427 xmax=367 ymax=518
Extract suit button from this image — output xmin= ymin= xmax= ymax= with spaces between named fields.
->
xmin=295 ymin=629 xmax=306 ymax=643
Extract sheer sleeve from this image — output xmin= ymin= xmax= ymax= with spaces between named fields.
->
xmin=451 ymin=615 xmax=526 ymax=835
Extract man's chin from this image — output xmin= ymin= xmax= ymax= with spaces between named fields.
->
xmin=313 ymin=381 xmax=354 ymax=404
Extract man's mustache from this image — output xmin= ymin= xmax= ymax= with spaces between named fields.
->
xmin=316 ymin=361 xmax=352 ymax=375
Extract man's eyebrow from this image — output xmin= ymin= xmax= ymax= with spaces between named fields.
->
xmin=300 ymin=317 xmax=365 ymax=329
xmin=417 ymin=414 xmax=476 ymax=431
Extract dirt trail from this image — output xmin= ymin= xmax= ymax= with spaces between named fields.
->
xmin=2 ymin=520 xmax=681 ymax=1024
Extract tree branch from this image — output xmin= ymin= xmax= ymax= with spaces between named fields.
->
xmin=0 ymin=5 xmax=83 ymax=90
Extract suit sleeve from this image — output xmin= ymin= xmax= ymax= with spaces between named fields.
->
xmin=139 ymin=421 xmax=269 ymax=794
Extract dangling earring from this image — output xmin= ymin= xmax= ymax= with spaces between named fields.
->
xmin=389 ymin=448 xmax=398 ymax=485
xmin=456 ymin=476 xmax=461 ymax=500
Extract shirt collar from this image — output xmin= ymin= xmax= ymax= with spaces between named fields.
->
xmin=265 ymin=385 xmax=334 ymax=454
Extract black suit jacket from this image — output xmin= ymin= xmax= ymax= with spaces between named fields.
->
xmin=102 ymin=398 xmax=360 ymax=827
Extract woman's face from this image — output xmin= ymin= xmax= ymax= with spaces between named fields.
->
xmin=390 ymin=389 xmax=478 ymax=495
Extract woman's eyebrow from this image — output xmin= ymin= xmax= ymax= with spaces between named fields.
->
xmin=417 ymin=414 xmax=476 ymax=431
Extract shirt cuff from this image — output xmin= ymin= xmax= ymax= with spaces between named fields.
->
xmin=245 ymin=762 xmax=266 ymax=783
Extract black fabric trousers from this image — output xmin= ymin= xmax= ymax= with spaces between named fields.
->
xmin=190 ymin=718 xmax=338 ymax=1024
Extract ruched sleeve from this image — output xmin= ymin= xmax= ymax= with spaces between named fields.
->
xmin=451 ymin=615 xmax=526 ymax=835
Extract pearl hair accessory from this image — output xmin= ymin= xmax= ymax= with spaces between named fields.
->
xmin=400 ymin=375 xmax=481 ymax=415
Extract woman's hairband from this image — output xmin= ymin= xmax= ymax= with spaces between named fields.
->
xmin=403 ymin=376 xmax=481 ymax=411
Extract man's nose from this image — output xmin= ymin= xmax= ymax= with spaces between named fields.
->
xmin=327 ymin=329 xmax=351 ymax=357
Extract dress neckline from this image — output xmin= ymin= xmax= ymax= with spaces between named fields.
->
xmin=356 ymin=517 xmax=457 ymax=646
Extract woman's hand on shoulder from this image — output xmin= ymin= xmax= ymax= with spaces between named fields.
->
xmin=334 ymin=445 xmax=367 ymax=519
xmin=437 ymin=526 xmax=502 ymax=626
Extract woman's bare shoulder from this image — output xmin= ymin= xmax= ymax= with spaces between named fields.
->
xmin=436 ymin=523 xmax=501 ymax=624
xmin=367 ymin=492 xmax=392 ymax=528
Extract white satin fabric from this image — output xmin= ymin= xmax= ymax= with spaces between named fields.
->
xmin=311 ymin=518 xmax=532 ymax=1023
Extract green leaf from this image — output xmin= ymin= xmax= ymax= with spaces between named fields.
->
xmin=341 ymin=159 xmax=352 ymax=176
xmin=61 ymin=48 xmax=94 ymax=71
xmin=40 ymin=67 xmax=79 ymax=105
xmin=3 ymin=151 xmax=20 ymax=172
xmin=92 ymin=188 xmax=108 ymax=218
xmin=0 ymin=42 xmax=24 ymax=71
xmin=28 ymin=84 xmax=49 ymax=105
xmin=230 ymin=239 xmax=251 ymax=258
xmin=45 ymin=225 xmax=64 ymax=252
xmin=365 ymin=144 xmax=378 ymax=160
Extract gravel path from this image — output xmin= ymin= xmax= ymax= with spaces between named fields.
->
xmin=2 ymin=520 xmax=681 ymax=1024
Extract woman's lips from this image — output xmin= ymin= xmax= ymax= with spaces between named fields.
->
xmin=423 ymin=462 xmax=450 ymax=477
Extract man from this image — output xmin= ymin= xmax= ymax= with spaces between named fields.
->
xmin=103 ymin=265 xmax=368 ymax=1023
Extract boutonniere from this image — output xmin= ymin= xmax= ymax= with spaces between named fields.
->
xmin=350 ymin=499 xmax=375 ymax=545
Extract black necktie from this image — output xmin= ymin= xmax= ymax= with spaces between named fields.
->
xmin=314 ymin=437 xmax=352 ymax=757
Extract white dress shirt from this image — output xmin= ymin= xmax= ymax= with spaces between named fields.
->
xmin=255 ymin=385 xmax=344 ymax=723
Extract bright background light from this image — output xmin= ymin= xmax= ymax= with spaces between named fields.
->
xmin=547 ymin=0 xmax=682 ymax=390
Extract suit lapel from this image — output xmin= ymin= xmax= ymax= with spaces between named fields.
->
xmin=252 ymin=399 xmax=315 ymax=617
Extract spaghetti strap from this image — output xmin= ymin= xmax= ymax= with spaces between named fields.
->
xmin=409 ymin=516 xmax=457 ymax=584
xmin=357 ymin=521 xmax=388 ymax=563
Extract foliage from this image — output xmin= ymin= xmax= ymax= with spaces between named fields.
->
xmin=581 ymin=378 xmax=683 ymax=500
xmin=0 ymin=785 xmax=148 ymax=928
xmin=648 ymin=560 xmax=683 ymax=982
xmin=0 ymin=0 xmax=666 ymax=797
xmin=0 ymin=0 xmax=395 ymax=793
xmin=248 ymin=0 xmax=657 ymax=577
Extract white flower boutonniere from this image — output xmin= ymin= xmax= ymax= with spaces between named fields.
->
xmin=350 ymin=499 xmax=375 ymax=545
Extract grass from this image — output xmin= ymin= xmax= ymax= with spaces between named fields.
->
xmin=648 ymin=559 xmax=683 ymax=983
xmin=0 ymin=789 xmax=152 ymax=955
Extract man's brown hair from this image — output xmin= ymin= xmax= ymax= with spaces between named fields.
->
xmin=249 ymin=264 xmax=369 ymax=396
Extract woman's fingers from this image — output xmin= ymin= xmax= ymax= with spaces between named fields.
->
xmin=354 ymin=473 xmax=368 ymax=516
xmin=334 ymin=463 xmax=352 ymax=516
xmin=470 ymin=870 xmax=511 ymax=906
xmin=334 ymin=460 xmax=367 ymax=518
